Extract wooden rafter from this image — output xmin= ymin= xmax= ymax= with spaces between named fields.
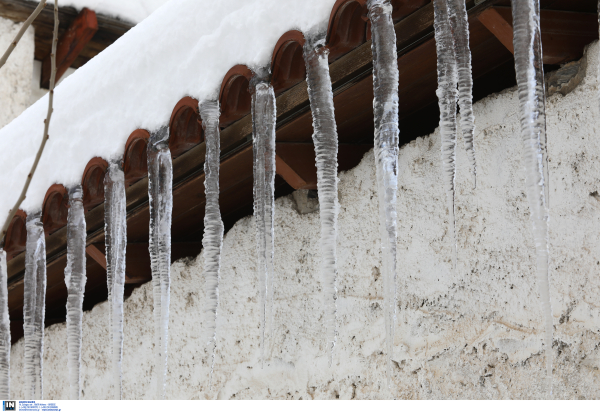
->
xmin=85 ymin=243 xmax=106 ymax=270
xmin=275 ymin=155 xmax=308 ymax=190
xmin=478 ymin=6 xmax=598 ymax=65
xmin=0 ymin=0 xmax=132 ymax=70
xmin=40 ymin=7 xmax=98 ymax=88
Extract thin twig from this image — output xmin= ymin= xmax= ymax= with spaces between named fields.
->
xmin=0 ymin=1 xmax=58 ymax=246
xmin=0 ymin=0 xmax=48 ymax=70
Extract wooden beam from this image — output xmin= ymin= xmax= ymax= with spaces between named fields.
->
xmin=40 ymin=7 xmax=98 ymax=88
xmin=275 ymin=154 xmax=308 ymax=190
xmin=85 ymin=243 xmax=106 ymax=270
xmin=478 ymin=7 xmax=598 ymax=65
xmin=0 ymin=0 xmax=132 ymax=69
xmin=477 ymin=8 xmax=514 ymax=53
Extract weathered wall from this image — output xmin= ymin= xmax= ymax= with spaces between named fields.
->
xmin=9 ymin=41 xmax=600 ymax=400
xmin=0 ymin=16 xmax=34 ymax=129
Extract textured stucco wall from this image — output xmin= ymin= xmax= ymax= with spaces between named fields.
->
xmin=0 ymin=16 xmax=34 ymax=129
xmin=9 ymin=41 xmax=600 ymax=400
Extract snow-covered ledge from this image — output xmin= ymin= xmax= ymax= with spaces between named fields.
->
xmin=9 ymin=41 xmax=600 ymax=400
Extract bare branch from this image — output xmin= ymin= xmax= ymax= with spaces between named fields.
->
xmin=0 ymin=0 xmax=48 ymax=70
xmin=0 ymin=1 xmax=59 ymax=246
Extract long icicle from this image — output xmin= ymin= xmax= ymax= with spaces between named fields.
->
xmin=148 ymin=127 xmax=173 ymax=400
xmin=433 ymin=0 xmax=459 ymax=270
xmin=303 ymin=37 xmax=339 ymax=365
xmin=251 ymin=80 xmax=276 ymax=368
xmin=511 ymin=0 xmax=553 ymax=397
xmin=0 ymin=249 xmax=10 ymax=399
xmin=368 ymin=0 xmax=400 ymax=388
xmin=64 ymin=186 xmax=87 ymax=400
xmin=200 ymin=100 xmax=224 ymax=383
xmin=448 ymin=0 xmax=477 ymax=188
xmin=104 ymin=164 xmax=127 ymax=400
xmin=23 ymin=215 xmax=46 ymax=399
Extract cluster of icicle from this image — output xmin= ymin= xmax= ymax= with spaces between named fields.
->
xmin=433 ymin=0 xmax=477 ymax=270
xmin=148 ymin=126 xmax=173 ymax=399
xmin=104 ymin=164 xmax=127 ymax=400
xmin=0 ymin=0 xmax=561 ymax=400
xmin=432 ymin=0 xmax=552 ymax=396
xmin=200 ymin=101 xmax=224 ymax=384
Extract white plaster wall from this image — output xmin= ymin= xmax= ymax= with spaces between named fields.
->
xmin=9 ymin=41 xmax=600 ymax=400
xmin=0 ymin=16 xmax=34 ymax=129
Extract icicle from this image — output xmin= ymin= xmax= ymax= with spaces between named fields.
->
xmin=303 ymin=37 xmax=339 ymax=365
xmin=511 ymin=0 xmax=553 ymax=397
xmin=104 ymin=164 xmax=127 ymax=400
xmin=23 ymin=215 xmax=46 ymax=400
xmin=0 ymin=249 xmax=10 ymax=399
xmin=448 ymin=0 xmax=477 ymax=188
xmin=367 ymin=0 xmax=400 ymax=388
xmin=433 ymin=0 xmax=459 ymax=270
xmin=251 ymin=80 xmax=276 ymax=367
xmin=64 ymin=186 xmax=87 ymax=400
xmin=200 ymin=100 xmax=224 ymax=383
xmin=147 ymin=126 xmax=173 ymax=400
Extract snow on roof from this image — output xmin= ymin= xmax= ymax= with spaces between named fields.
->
xmin=0 ymin=0 xmax=336 ymax=223
xmin=33 ymin=0 xmax=172 ymax=24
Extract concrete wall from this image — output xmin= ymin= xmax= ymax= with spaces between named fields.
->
xmin=0 ymin=16 xmax=34 ymax=129
xmin=9 ymin=41 xmax=600 ymax=400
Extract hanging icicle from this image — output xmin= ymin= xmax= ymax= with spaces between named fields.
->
xmin=104 ymin=163 xmax=127 ymax=400
xmin=511 ymin=0 xmax=553 ymax=397
xmin=148 ymin=126 xmax=173 ymax=400
xmin=0 ymin=249 xmax=10 ymax=399
xmin=433 ymin=0 xmax=459 ymax=270
xmin=23 ymin=215 xmax=46 ymax=400
xmin=64 ymin=186 xmax=87 ymax=400
xmin=448 ymin=0 xmax=477 ymax=188
xmin=303 ymin=36 xmax=339 ymax=365
xmin=251 ymin=79 xmax=277 ymax=367
xmin=367 ymin=0 xmax=400 ymax=387
xmin=200 ymin=100 xmax=224 ymax=382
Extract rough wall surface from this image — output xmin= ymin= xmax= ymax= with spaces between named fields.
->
xmin=9 ymin=41 xmax=600 ymax=400
xmin=0 ymin=16 xmax=34 ymax=129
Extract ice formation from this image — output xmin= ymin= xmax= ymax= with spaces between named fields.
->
xmin=23 ymin=215 xmax=46 ymax=399
xmin=0 ymin=249 xmax=10 ymax=399
xmin=251 ymin=80 xmax=277 ymax=367
xmin=200 ymin=100 xmax=224 ymax=382
xmin=367 ymin=0 xmax=400 ymax=386
xmin=303 ymin=37 xmax=339 ymax=364
xmin=511 ymin=0 xmax=553 ymax=396
xmin=433 ymin=0 xmax=459 ymax=270
xmin=448 ymin=0 xmax=477 ymax=187
xmin=64 ymin=186 xmax=87 ymax=400
xmin=147 ymin=126 xmax=173 ymax=400
xmin=104 ymin=164 xmax=127 ymax=400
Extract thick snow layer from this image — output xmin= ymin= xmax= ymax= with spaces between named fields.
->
xmin=32 ymin=0 xmax=171 ymax=24
xmin=0 ymin=0 xmax=336 ymax=224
